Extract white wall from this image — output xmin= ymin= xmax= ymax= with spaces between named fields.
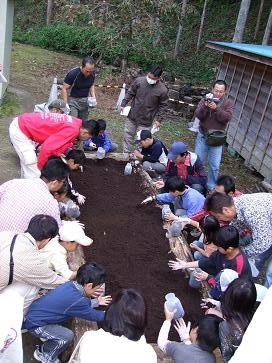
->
xmin=0 ymin=0 xmax=14 ymax=101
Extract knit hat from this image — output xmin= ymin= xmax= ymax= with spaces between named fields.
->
xmin=59 ymin=221 xmax=93 ymax=246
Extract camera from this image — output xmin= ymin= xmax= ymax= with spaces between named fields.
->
xmin=205 ymin=95 xmax=219 ymax=104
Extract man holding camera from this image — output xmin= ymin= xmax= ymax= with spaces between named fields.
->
xmin=194 ymin=79 xmax=234 ymax=191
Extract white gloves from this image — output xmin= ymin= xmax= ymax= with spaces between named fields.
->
xmin=88 ymin=97 xmax=97 ymax=107
xmin=174 ymin=318 xmax=191 ymax=344
xmin=141 ymin=196 xmax=155 ymax=204
xmin=77 ymin=194 xmax=86 ymax=205
xmin=88 ymin=141 xmax=97 ymax=150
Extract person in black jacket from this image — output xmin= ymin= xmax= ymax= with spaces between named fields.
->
xmin=131 ymin=129 xmax=168 ymax=178
xmin=155 ymin=141 xmax=207 ymax=194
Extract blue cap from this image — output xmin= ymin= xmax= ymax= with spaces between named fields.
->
xmin=167 ymin=141 xmax=188 ymax=161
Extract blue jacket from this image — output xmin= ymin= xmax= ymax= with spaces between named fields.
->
xmin=83 ymin=131 xmax=112 ymax=152
xmin=23 ymin=281 xmax=104 ymax=330
xmin=156 ymin=187 xmax=205 ymax=217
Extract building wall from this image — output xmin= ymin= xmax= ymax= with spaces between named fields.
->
xmin=0 ymin=0 xmax=14 ymax=100
xmin=218 ymin=53 xmax=272 ymax=183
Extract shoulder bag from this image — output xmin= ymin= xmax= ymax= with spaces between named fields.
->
xmin=205 ymin=129 xmax=227 ymax=147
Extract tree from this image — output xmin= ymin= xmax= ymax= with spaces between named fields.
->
xmin=262 ymin=7 xmax=272 ymax=45
xmin=254 ymin=0 xmax=264 ymax=40
xmin=196 ymin=0 xmax=208 ymax=52
xmin=173 ymin=0 xmax=188 ymax=59
xmin=46 ymin=0 xmax=53 ymax=26
xmin=232 ymin=0 xmax=251 ymax=43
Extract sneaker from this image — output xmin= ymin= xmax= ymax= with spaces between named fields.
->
xmin=33 ymin=348 xmax=60 ymax=363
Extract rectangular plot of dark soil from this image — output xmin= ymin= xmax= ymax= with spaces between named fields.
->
xmin=71 ymin=158 xmax=202 ymax=342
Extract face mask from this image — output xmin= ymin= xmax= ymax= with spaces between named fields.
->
xmin=146 ymin=76 xmax=157 ymax=85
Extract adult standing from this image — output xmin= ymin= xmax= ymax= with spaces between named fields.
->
xmin=194 ymin=80 xmax=234 ymax=191
xmin=61 ymin=56 xmax=96 ymax=121
xmin=120 ymin=65 xmax=168 ymax=153
xmin=0 ymin=159 xmax=68 ymax=232
xmin=9 ymin=106 xmax=94 ymax=178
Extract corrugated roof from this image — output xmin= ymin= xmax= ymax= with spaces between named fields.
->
xmin=209 ymin=41 xmax=272 ymax=59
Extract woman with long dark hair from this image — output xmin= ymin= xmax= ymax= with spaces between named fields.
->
xmin=219 ymin=278 xmax=256 ymax=362
xmin=72 ymin=288 xmax=156 ymax=363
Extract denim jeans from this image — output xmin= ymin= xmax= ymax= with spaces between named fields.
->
xmin=195 ymin=132 xmax=223 ymax=190
xmin=192 ymin=240 xmax=206 ymax=261
xmin=30 ymin=324 xmax=74 ymax=361
xmin=264 ymin=259 xmax=272 ymax=288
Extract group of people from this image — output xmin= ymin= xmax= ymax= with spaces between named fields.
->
xmin=0 ymin=57 xmax=271 ymax=363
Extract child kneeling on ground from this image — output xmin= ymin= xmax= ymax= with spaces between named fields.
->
xmin=83 ymin=119 xmax=118 ymax=153
xmin=40 ymin=220 xmax=93 ymax=280
xmin=23 ymin=262 xmax=112 ymax=363
xmin=168 ymin=225 xmax=252 ymax=297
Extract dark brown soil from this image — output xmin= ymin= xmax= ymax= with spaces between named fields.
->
xmin=70 ymin=158 xmax=202 ymax=343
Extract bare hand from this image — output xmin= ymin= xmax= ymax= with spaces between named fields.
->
xmin=154 ymin=180 xmax=165 ymax=189
xmin=168 ymin=258 xmax=187 ymax=270
xmin=194 ymin=271 xmax=208 ymax=281
xmin=205 ymin=307 xmax=223 ymax=318
xmin=206 ymin=101 xmax=217 ymax=110
xmin=133 ymin=150 xmax=142 ymax=160
xmin=165 ymin=212 xmax=176 ymax=222
xmin=153 ymin=120 xmax=161 ymax=128
xmin=190 ymin=242 xmax=199 ymax=251
xmin=164 ymin=302 xmax=175 ymax=321
xmin=98 ymin=295 xmax=112 ymax=306
xmin=174 ymin=318 xmax=191 ymax=342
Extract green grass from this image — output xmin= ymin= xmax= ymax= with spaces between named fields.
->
xmin=0 ymin=92 xmax=21 ymax=118
xmin=89 ymin=107 xmax=191 ymax=151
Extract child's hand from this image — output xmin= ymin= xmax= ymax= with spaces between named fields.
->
xmin=190 ymin=242 xmax=200 ymax=251
xmin=133 ymin=150 xmax=142 ymax=160
xmin=98 ymin=295 xmax=112 ymax=306
xmin=164 ymin=302 xmax=176 ymax=321
xmin=168 ymin=258 xmax=187 ymax=270
xmin=154 ymin=180 xmax=165 ymax=189
xmin=165 ymin=212 xmax=176 ymax=222
xmin=77 ymin=194 xmax=86 ymax=205
xmin=194 ymin=271 xmax=208 ymax=282
xmin=174 ymin=318 xmax=191 ymax=343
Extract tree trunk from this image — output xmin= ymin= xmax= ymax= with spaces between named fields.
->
xmin=173 ymin=0 xmax=188 ymax=59
xmin=153 ymin=15 xmax=161 ymax=45
xmin=46 ymin=0 xmax=54 ymax=26
xmin=254 ymin=0 xmax=264 ymax=40
xmin=262 ymin=7 xmax=272 ymax=45
xmin=196 ymin=0 xmax=208 ymax=52
xmin=232 ymin=0 xmax=251 ymax=43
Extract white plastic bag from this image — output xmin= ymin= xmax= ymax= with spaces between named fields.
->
xmin=116 ymin=83 xmax=126 ymax=109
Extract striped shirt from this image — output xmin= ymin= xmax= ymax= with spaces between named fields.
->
xmin=0 ymin=178 xmax=61 ymax=233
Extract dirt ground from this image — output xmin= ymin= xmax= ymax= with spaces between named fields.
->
xmin=70 ymin=159 xmax=202 ymax=343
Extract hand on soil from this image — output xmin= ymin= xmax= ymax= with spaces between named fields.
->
xmin=168 ymin=258 xmax=187 ymax=270
xmin=200 ymin=298 xmax=221 ymax=311
xmin=98 ymin=295 xmax=112 ymax=306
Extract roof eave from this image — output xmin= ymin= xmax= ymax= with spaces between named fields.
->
xmin=206 ymin=41 xmax=272 ymax=67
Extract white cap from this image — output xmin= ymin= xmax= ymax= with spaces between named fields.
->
xmin=219 ymin=269 xmax=239 ymax=292
xmin=59 ymin=221 xmax=93 ymax=246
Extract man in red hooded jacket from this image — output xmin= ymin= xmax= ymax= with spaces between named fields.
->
xmin=9 ymin=100 xmax=94 ymax=179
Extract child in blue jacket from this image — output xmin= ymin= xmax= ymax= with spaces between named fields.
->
xmin=83 ymin=119 xmax=118 ymax=153
xmin=23 ymin=262 xmax=112 ymax=363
